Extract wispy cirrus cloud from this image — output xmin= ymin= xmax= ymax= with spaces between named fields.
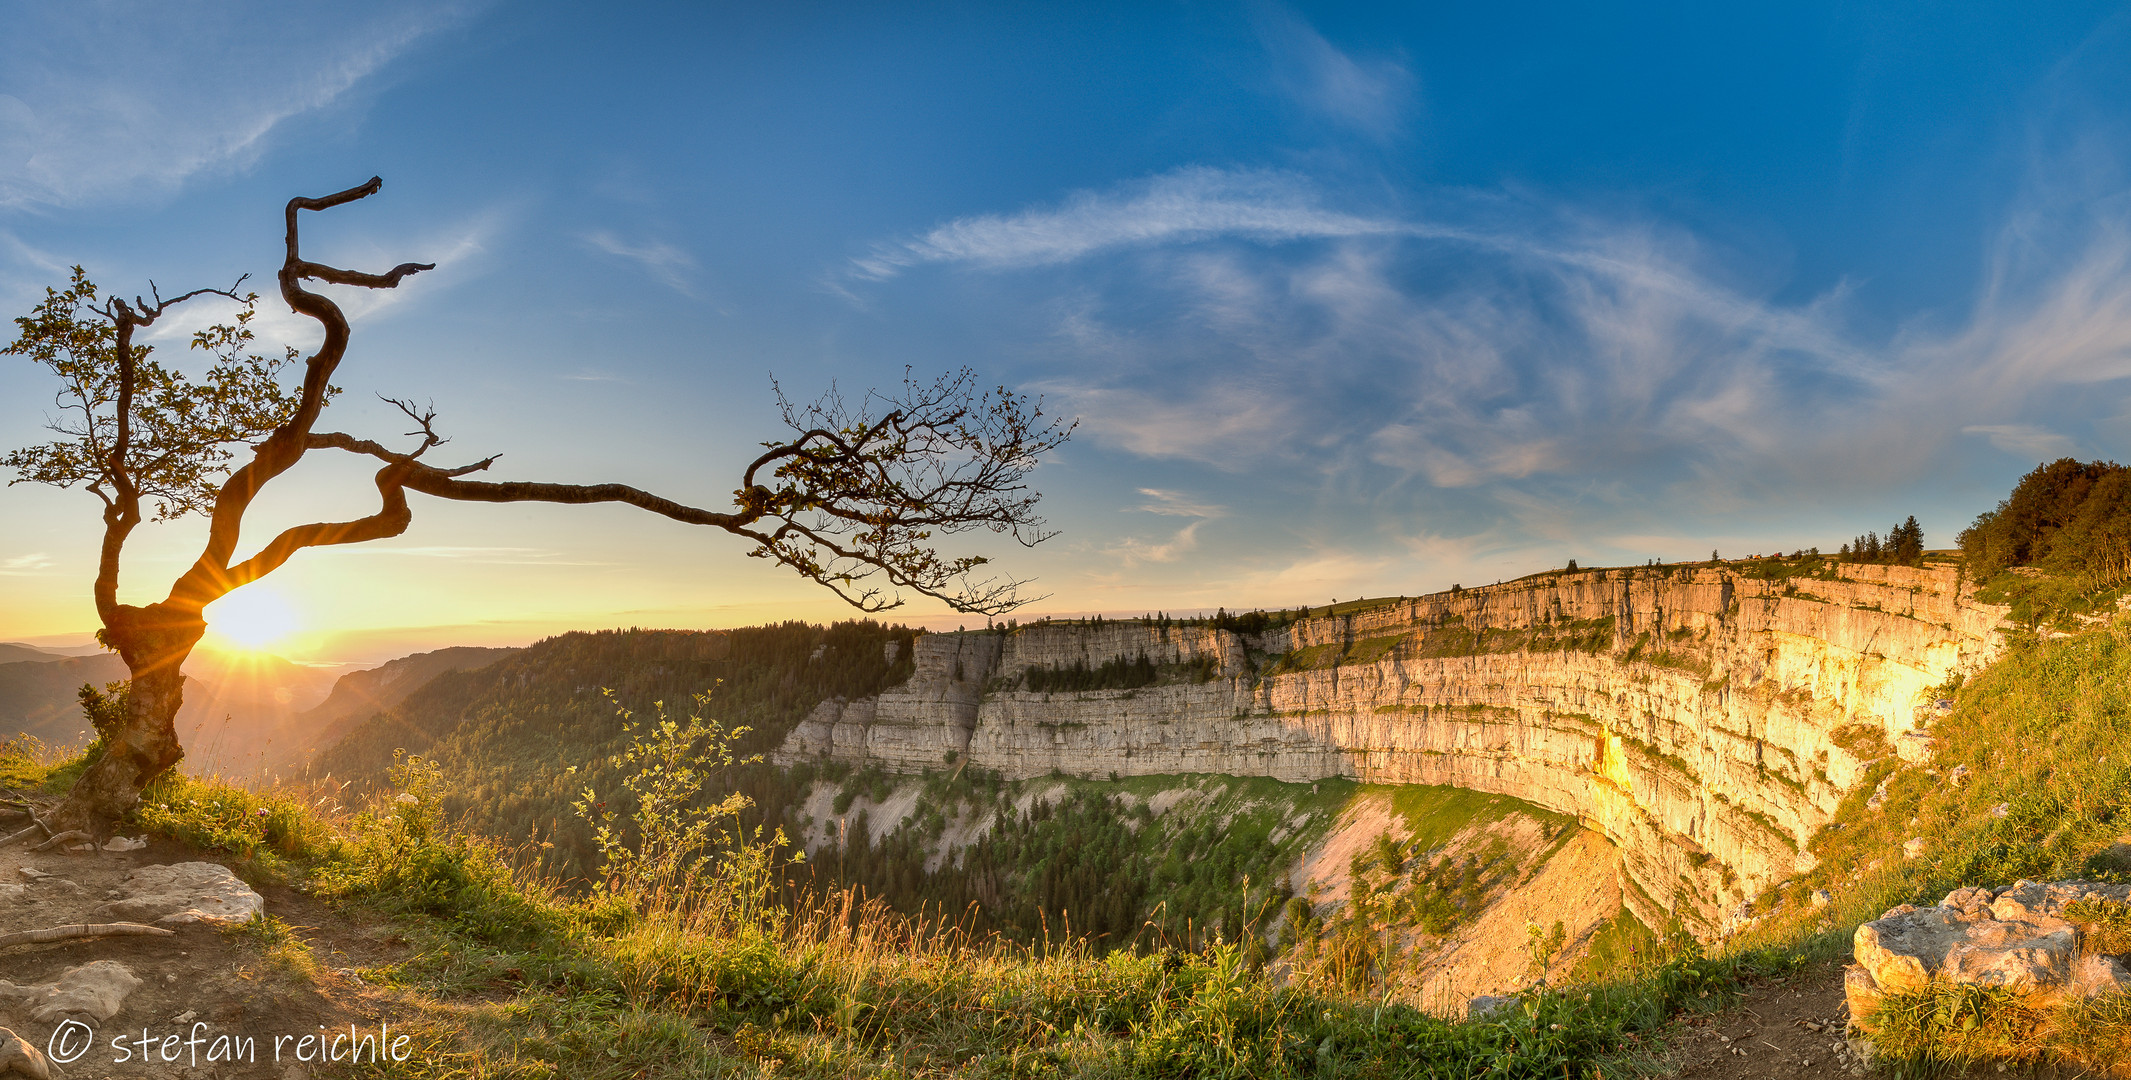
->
xmin=1102 ymin=520 xmax=1207 ymax=567
xmin=0 ymin=3 xmax=481 ymax=210
xmin=582 ymin=230 xmax=699 ymax=295
xmin=1132 ymin=488 xmax=1227 ymax=518
xmin=850 ymin=168 xmax=1402 ymax=280
xmin=857 ymin=164 xmax=2131 ymax=509
xmin=1251 ymin=3 xmax=1417 ymax=139
xmin=1100 ymin=488 xmax=1227 ymax=567
xmin=1962 ymin=424 xmax=2079 ymax=458
xmin=0 ymin=553 xmax=54 ymax=576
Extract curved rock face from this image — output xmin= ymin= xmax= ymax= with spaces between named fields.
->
xmin=779 ymin=563 xmax=2006 ymax=933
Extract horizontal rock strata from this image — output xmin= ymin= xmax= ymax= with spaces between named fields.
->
xmin=780 ymin=564 xmax=2006 ymax=931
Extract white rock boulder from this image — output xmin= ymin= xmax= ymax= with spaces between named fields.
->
xmin=1848 ymin=880 xmax=2131 ymax=1026
xmin=98 ymin=861 xmax=264 ymax=926
xmin=0 ymin=959 xmax=142 ymax=1022
xmin=1893 ymin=731 xmax=1937 ymax=764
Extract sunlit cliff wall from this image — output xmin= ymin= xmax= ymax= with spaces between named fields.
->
xmin=778 ymin=563 xmax=2007 ymax=933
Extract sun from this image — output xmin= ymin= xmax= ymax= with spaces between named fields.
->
xmin=204 ymin=584 xmax=303 ymax=653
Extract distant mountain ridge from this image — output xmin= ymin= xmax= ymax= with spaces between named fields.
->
xmin=293 ymin=646 xmax=522 ymax=767
xmin=0 ymin=648 xmax=344 ymax=774
xmin=0 ymin=643 xmax=521 ymax=781
xmin=0 ymin=653 xmax=130 ymax=744
xmin=0 ymin=643 xmax=73 ymax=665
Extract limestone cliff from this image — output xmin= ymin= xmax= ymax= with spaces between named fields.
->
xmin=778 ymin=562 xmax=2008 ymax=934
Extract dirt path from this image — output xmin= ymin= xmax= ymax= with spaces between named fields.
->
xmin=1661 ymin=959 xmax=2100 ymax=1080
xmin=1663 ymin=961 xmax=1863 ymax=1079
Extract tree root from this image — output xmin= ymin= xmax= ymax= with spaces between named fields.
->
xmin=0 ymin=922 xmax=176 ymax=949
xmin=27 ymin=830 xmax=91 ymax=853
xmin=0 ymin=824 xmax=43 ymax=848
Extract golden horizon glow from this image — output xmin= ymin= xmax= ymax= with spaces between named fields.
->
xmin=202 ymin=583 xmax=303 ymax=653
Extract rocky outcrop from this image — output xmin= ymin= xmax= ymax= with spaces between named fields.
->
xmin=1847 ymin=881 xmax=2131 ymax=1025
xmin=780 ymin=563 xmax=2007 ymax=932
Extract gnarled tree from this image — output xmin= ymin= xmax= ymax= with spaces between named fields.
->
xmin=3 ymin=177 xmax=1070 ymax=835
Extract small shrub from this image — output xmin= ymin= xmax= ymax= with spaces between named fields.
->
xmin=2068 ymin=896 xmax=2131 ymax=955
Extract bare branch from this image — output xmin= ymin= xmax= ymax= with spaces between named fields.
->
xmin=380 ymin=395 xmax=448 ymax=457
xmin=0 ymin=922 xmax=177 ymax=949
xmin=28 ymin=829 xmax=92 ymax=852
xmin=304 ymin=367 xmax=1073 ymax=614
xmin=291 ymin=260 xmax=436 ymax=289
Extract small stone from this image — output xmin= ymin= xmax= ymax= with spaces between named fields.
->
xmin=1903 ymin=837 xmax=1926 ymax=859
xmin=1990 ymin=802 xmax=2011 ymax=818
xmin=0 ymin=1027 xmax=50 ymax=1080
xmin=103 ymin=835 xmax=147 ymax=852
xmin=1466 ymin=994 xmax=1516 ymax=1020
xmin=1895 ymin=731 xmax=1936 ymax=764
xmin=1812 ymin=889 xmax=1833 ymax=907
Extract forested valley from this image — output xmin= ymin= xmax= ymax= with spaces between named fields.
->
xmin=307 ymin=621 xmax=1322 ymax=954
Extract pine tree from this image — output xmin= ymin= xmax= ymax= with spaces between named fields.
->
xmin=1891 ymin=516 xmax=1924 ymax=565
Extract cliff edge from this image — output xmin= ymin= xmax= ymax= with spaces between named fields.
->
xmin=778 ymin=559 xmax=2009 ymax=935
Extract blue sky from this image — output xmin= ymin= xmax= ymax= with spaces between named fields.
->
xmin=4 ymin=2 xmax=2131 ymax=661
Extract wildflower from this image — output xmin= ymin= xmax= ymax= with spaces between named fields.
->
xmin=395 ymin=792 xmax=418 ymax=805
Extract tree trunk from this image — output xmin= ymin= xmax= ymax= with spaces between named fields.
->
xmin=47 ymin=603 xmax=203 ymax=834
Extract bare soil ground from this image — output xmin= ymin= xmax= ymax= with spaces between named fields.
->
xmin=1 ymin=824 xmax=414 ymax=1079
xmin=1664 ymin=961 xmax=1863 ymax=1079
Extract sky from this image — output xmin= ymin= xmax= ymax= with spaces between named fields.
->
xmin=4 ymin=2 xmax=2131 ymax=665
